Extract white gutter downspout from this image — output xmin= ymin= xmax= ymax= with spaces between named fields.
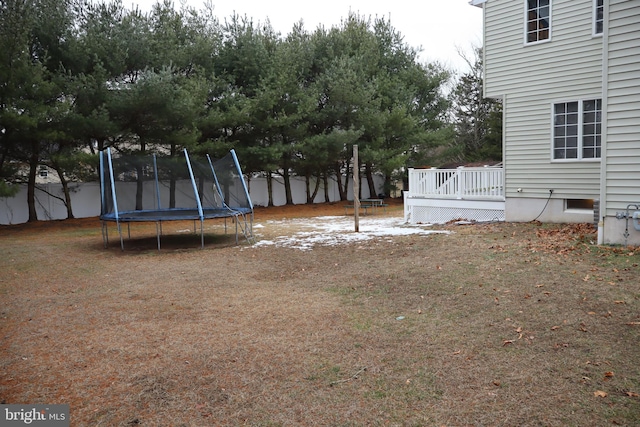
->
xmin=597 ymin=0 xmax=609 ymax=245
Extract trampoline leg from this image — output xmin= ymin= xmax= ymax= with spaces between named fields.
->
xmin=238 ymin=214 xmax=254 ymax=245
xmin=245 ymin=215 xmax=253 ymax=243
xmin=156 ymin=221 xmax=161 ymax=251
xmin=200 ymin=218 xmax=204 ymax=249
xmin=117 ymin=222 xmax=124 ymax=251
xmin=101 ymin=221 xmax=109 ymax=248
xmin=127 ymin=223 xmax=131 ymax=239
xmin=235 ymin=216 xmax=239 ymax=244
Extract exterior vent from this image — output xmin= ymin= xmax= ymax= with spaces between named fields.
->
xmin=593 ymin=199 xmax=599 ymax=228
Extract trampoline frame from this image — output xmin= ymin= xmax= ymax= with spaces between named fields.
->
xmin=99 ymin=148 xmax=254 ymax=250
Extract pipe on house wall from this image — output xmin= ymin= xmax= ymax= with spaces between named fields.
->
xmin=597 ymin=219 xmax=604 ymax=245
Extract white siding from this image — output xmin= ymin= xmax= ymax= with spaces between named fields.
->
xmin=603 ymin=0 xmax=640 ymax=216
xmin=484 ymin=0 xmax=602 ymax=199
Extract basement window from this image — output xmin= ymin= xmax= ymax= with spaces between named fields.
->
xmin=566 ymin=199 xmax=594 ymax=211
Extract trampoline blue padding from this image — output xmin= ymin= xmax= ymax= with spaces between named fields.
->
xmin=99 ymin=148 xmax=254 ymax=250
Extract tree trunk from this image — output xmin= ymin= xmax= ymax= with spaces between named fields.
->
xmin=0 ymin=138 xmax=9 ymax=172
xmin=170 ymin=179 xmax=176 ymax=208
xmin=305 ymin=175 xmax=311 ymax=204
xmin=384 ymin=173 xmax=392 ymax=198
xmin=334 ymin=162 xmax=349 ymax=201
xmin=136 ymin=142 xmax=147 ymax=210
xmin=323 ymin=173 xmax=330 ymax=203
xmin=282 ymin=155 xmax=293 ymax=205
xmin=27 ymin=141 xmax=39 ymax=222
xmin=305 ymin=173 xmax=321 ymax=204
xmin=283 ymin=168 xmax=293 ymax=205
xmin=55 ymin=165 xmax=74 ymax=219
xmin=365 ymin=162 xmax=376 ymax=198
xmin=135 ymin=166 xmax=144 ymax=210
xmin=266 ymin=172 xmax=274 ymax=207
xmin=170 ymin=145 xmax=177 ymax=208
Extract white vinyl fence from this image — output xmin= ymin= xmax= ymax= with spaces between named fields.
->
xmin=1 ymin=175 xmax=383 ymax=225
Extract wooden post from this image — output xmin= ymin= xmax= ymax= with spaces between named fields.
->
xmin=353 ymin=145 xmax=359 ymax=232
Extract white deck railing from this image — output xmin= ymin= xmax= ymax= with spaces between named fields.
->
xmin=407 ymin=167 xmax=504 ymax=200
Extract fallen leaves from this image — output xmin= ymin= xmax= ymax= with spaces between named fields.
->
xmin=527 ymin=223 xmax=597 ymax=255
xmin=589 ymin=384 xmax=638 ymax=399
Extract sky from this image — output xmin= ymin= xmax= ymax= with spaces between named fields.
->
xmin=128 ymin=0 xmax=483 ymax=73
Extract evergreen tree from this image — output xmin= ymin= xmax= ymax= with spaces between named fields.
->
xmin=0 ymin=1 xmax=455 ymax=216
xmin=0 ymin=0 xmax=78 ymax=220
xmin=449 ymin=47 xmax=502 ymax=163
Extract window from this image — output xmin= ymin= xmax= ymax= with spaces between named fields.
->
xmin=566 ymin=199 xmax=594 ymax=210
xmin=593 ymin=0 xmax=604 ymax=35
xmin=582 ymin=99 xmax=602 ymax=159
xmin=553 ymin=99 xmax=601 ymax=160
xmin=526 ymin=0 xmax=550 ymax=43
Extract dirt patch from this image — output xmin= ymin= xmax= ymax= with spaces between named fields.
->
xmin=1 ymin=199 xmax=639 ymax=426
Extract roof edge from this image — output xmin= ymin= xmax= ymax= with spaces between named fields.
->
xmin=469 ymin=0 xmax=487 ymax=7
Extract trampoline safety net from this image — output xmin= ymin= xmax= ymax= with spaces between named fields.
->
xmin=99 ymin=148 xmax=254 ymax=250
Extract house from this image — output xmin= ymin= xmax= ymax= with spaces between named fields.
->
xmin=469 ymin=0 xmax=640 ymax=245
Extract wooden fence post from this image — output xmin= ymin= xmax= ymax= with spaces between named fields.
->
xmin=353 ymin=145 xmax=359 ymax=232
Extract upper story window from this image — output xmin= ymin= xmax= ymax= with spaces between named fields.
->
xmin=593 ymin=0 xmax=604 ymax=35
xmin=526 ymin=0 xmax=550 ymax=43
xmin=553 ymin=99 xmax=602 ymax=160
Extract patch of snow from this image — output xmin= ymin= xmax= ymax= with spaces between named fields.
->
xmin=251 ymin=215 xmax=449 ymax=250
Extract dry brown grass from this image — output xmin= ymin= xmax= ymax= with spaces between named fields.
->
xmin=1 ymin=200 xmax=639 ymax=426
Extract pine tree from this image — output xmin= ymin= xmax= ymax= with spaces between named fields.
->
xmin=450 ymin=47 xmax=502 ymax=163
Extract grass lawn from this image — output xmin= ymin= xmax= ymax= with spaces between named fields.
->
xmin=1 ymin=201 xmax=639 ymax=426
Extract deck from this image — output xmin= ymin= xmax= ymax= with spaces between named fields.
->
xmin=404 ymin=166 xmax=505 ymax=224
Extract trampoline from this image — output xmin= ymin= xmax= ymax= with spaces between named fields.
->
xmin=99 ymin=148 xmax=254 ymax=250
